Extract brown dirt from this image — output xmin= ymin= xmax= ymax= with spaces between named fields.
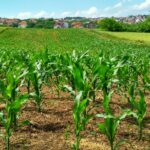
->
xmin=0 ymin=104 xmax=5 ymax=110
xmin=0 ymin=86 xmax=150 ymax=150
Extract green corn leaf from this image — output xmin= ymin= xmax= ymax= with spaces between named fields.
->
xmin=79 ymin=99 xmax=88 ymax=113
xmin=103 ymin=92 xmax=113 ymax=114
xmin=19 ymin=120 xmax=31 ymax=127
xmin=138 ymin=90 xmax=146 ymax=117
xmin=98 ymin=123 xmax=106 ymax=134
xmin=11 ymin=95 xmax=28 ymax=112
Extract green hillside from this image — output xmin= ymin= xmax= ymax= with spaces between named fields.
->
xmin=0 ymin=27 xmax=150 ymax=56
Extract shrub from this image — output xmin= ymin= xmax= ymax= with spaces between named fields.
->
xmin=99 ymin=18 xmax=124 ymax=32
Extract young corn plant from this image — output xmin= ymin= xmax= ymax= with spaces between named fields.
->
xmin=0 ymin=67 xmax=28 ymax=128
xmin=0 ymin=68 xmax=28 ymax=150
xmin=30 ymin=61 xmax=46 ymax=112
xmin=49 ymin=54 xmax=64 ymax=98
xmin=96 ymin=54 xmax=119 ymax=96
xmin=128 ymin=84 xmax=136 ymax=110
xmin=73 ymin=92 xmax=91 ymax=150
xmin=96 ymin=93 xmax=135 ymax=150
xmin=0 ymin=95 xmax=28 ymax=150
xmin=64 ymin=59 xmax=92 ymax=150
xmin=19 ymin=51 xmax=32 ymax=95
xmin=127 ymin=83 xmax=146 ymax=140
xmin=131 ymin=90 xmax=147 ymax=140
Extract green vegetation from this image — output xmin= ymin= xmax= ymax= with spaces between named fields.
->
xmin=97 ymin=93 xmax=135 ymax=150
xmin=26 ymin=18 xmax=55 ymax=29
xmin=0 ymin=28 xmax=150 ymax=149
xmin=94 ymin=30 xmax=150 ymax=45
xmin=0 ymin=68 xmax=28 ymax=150
xmin=99 ymin=18 xmax=124 ymax=32
xmin=98 ymin=17 xmax=150 ymax=32
xmin=0 ymin=27 xmax=7 ymax=33
xmin=0 ymin=27 xmax=150 ymax=52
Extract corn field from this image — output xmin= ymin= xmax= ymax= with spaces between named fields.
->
xmin=0 ymin=29 xmax=150 ymax=150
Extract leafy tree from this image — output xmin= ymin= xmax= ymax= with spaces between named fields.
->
xmin=99 ymin=18 xmax=124 ymax=31
xmin=27 ymin=18 xmax=55 ymax=29
xmin=11 ymin=22 xmax=18 ymax=28
xmin=27 ymin=21 xmax=36 ymax=28
xmin=138 ymin=17 xmax=150 ymax=32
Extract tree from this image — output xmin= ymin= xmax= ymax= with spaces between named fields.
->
xmin=99 ymin=18 xmax=124 ymax=31
xmin=43 ymin=19 xmax=55 ymax=29
xmin=27 ymin=21 xmax=36 ymax=28
xmin=11 ymin=22 xmax=18 ymax=28
xmin=138 ymin=17 xmax=150 ymax=32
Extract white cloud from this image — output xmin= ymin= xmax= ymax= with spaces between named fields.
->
xmin=87 ymin=6 xmax=98 ymax=15
xmin=134 ymin=0 xmax=150 ymax=10
xmin=34 ymin=11 xmax=48 ymax=18
xmin=74 ymin=6 xmax=98 ymax=17
xmin=16 ymin=11 xmax=56 ymax=19
xmin=34 ymin=11 xmax=55 ymax=18
xmin=17 ymin=12 xmax=31 ymax=19
xmin=15 ymin=6 xmax=99 ymax=19
xmin=61 ymin=11 xmax=71 ymax=17
xmin=104 ymin=2 xmax=123 ymax=12
xmin=114 ymin=2 xmax=122 ymax=8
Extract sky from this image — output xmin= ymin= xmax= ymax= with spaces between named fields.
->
xmin=0 ymin=0 xmax=150 ymax=19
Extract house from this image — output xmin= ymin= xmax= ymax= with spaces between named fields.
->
xmin=127 ymin=18 xmax=136 ymax=24
xmin=54 ymin=21 xmax=69 ymax=29
xmin=54 ymin=22 xmax=64 ymax=29
xmin=0 ymin=18 xmax=5 ymax=25
xmin=0 ymin=18 xmax=19 ymax=26
xmin=135 ymin=15 xmax=145 ymax=23
xmin=30 ymin=19 xmax=37 ymax=23
xmin=85 ymin=22 xmax=95 ymax=28
xmin=71 ymin=22 xmax=83 ymax=28
xmin=18 ymin=21 xmax=27 ymax=28
xmin=5 ymin=19 xmax=16 ymax=26
xmin=63 ymin=22 xmax=69 ymax=28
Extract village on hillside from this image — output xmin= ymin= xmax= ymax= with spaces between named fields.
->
xmin=0 ymin=15 xmax=148 ymax=29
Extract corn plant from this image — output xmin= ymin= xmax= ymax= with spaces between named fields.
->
xmin=49 ymin=54 xmax=64 ymax=98
xmin=64 ymin=85 xmax=91 ymax=150
xmin=128 ymin=84 xmax=136 ymax=110
xmin=0 ymin=67 xmax=28 ymax=128
xmin=73 ymin=92 xmax=91 ymax=150
xmin=29 ymin=61 xmax=46 ymax=112
xmin=130 ymin=90 xmax=147 ymax=140
xmin=0 ymin=68 xmax=28 ymax=150
xmin=64 ymin=56 xmax=92 ymax=150
xmin=96 ymin=55 xmax=120 ymax=96
xmin=96 ymin=93 xmax=135 ymax=150
xmin=19 ymin=51 xmax=32 ymax=95
xmin=0 ymin=95 xmax=28 ymax=150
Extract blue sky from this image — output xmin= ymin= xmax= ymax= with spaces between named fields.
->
xmin=0 ymin=0 xmax=150 ymax=18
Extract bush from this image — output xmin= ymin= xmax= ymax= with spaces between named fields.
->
xmin=27 ymin=18 xmax=55 ymax=29
xmin=99 ymin=18 xmax=124 ymax=32
xmin=99 ymin=16 xmax=150 ymax=33
xmin=138 ymin=17 xmax=150 ymax=32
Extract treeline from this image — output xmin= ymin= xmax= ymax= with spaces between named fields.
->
xmin=99 ymin=17 xmax=150 ymax=32
xmin=26 ymin=19 xmax=55 ymax=29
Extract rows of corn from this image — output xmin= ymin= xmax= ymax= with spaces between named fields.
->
xmin=0 ymin=44 xmax=149 ymax=149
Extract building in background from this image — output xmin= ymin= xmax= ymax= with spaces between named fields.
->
xmin=71 ymin=22 xmax=83 ymax=28
xmin=18 ymin=21 xmax=27 ymax=28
